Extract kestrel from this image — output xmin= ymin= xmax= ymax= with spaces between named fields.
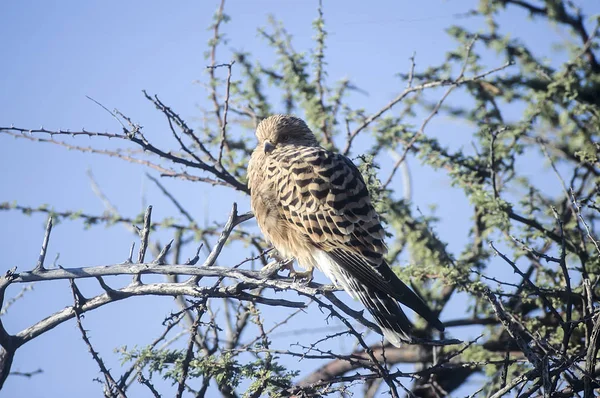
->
xmin=248 ymin=115 xmax=444 ymax=346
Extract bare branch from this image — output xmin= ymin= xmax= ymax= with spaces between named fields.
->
xmin=384 ymin=35 xmax=479 ymax=188
xmin=9 ymin=368 xmax=43 ymax=378
xmin=189 ymin=203 xmax=253 ymax=283
xmin=16 ymin=278 xmax=308 ymax=347
xmin=176 ymin=305 xmax=203 ymax=398
xmin=308 ymin=295 xmax=400 ymax=398
xmin=343 ymin=59 xmax=512 ymax=154
xmin=206 ymin=61 xmax=235 ymax=167
xmin=152 ymin=239 xmax=174 ymax=265
xmin=489 ymin=241 xmax=563 ymax=324
xmin=0 ymin=126 xmax=249 ymax=193
xmin=0 ymin=284 xmax=34 ymax=316
xmin=207 ymin=0 xmax=227 ymax=130
xmin=146 ymin=174 xmax=195 ymax=224
xmin=70 ymin=279 xmax=126 ymax=398
xmin=138 ymin=374 xmax=161 ymax=398
xmin=482 ymin=288 xmax=541 ymax=368
xmin=132 ymin=206 xmax=152 ymax=284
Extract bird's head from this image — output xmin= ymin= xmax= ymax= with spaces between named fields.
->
xmin=255 ymin=115 xmax=318 ymax=154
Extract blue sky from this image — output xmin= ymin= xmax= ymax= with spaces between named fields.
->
xmin=1 ymin=1 xmax=599 ymax=396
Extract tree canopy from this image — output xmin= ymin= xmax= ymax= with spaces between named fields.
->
xmin=1 ymin=0 xmax=600 ymax=396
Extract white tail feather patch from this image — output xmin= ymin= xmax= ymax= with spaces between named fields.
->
xmin=312 ymin=249 xmax=359 ymax=300
xmin=311 ymin=248 xmax=410 ymax=347
xmin=381 ymin=328 xmax=404 ymax=347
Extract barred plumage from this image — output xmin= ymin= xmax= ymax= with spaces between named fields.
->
xmin=248 ymin=115 xmax=444 ymax=346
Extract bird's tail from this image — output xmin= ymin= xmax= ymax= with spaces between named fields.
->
xmin=341 ymin=272 xmax=414 ymax=347
xmin=316 ymin=248 xmax=442 ymax=346
xmin=359 ymin=289 xmax=414 ymax=347
xmin=384 ymin=266 xmax=446 ymax=333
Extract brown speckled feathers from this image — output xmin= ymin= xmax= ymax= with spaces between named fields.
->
xmin=248 ymin=115 xmax=444 ymax=345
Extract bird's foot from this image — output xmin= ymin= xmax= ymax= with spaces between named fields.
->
xmin=267 ymin=250 xmax=286 ymax=263
xmin=260 ymin=253 xmax=313 ymax=283
xmin=289 ymin=269 xmax=314 ymax=284
xmin=278 ymin=257 xmax=295 ymax=272
xmin=259 ymin=256 xmax=295 ymax=279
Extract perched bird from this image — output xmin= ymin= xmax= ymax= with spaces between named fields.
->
xmin=248 ymin=115 xmax=444 ymax=346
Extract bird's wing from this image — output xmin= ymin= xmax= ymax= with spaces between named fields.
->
xmin=273 ymin=146 xmax=386 ymax=256
xmin=271 ymin=146 xmax=444 ymax=331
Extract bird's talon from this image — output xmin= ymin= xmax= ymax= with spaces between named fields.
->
xmin=289 ymin=270 xmax=313 ymax=284
xmin=268 ymin=250 xmax=285 ymax=262
xmin=278 ymin=258 xmax=295 ymax=272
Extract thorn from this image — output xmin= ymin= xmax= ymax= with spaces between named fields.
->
xmin=230 ymin=202 xmax=238 ymax=220
xmin=153 ymin=239 xmax=174 ymax=265
xmin=4 ymin=266 xmax=18 ymax=281
xmin=131 ymin=274 xmax=142 ymax=285
xmin=185 ymin=244 xmax=203 ymax=266
xmin=34 ymin=217 xmax=53 ymax=273
xmin=125 ymin=242 xmax=135 ymax=264
xmin=96 ymin=276 xmax=123 ymax=299
xmin=96 ymin=276 xmax=114 ymax=292
xmin=137 ymin=205 xmax=153 ymax=262
xmin=69 ymin=279 xmax=88 ymax=308
xmin=184 ymin=275 xmax=200 ymax=286
xmin=52 ymin=253 xmax=61 ymax=269
xmin=132 ymin=206 xmax=152 ymax=285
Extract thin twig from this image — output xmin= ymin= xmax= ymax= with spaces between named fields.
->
xmin=210 ymin=61 xmax=235 ymax=166
xmin=146 ymin=174 xmax=195 ymax=224
xmin=176 ymin=305 xmax=204 ymax=398
xmin=138 ymin=374 xmax=161 ymax=398
xmin=343 ymin=52 xmax=510 ymax=154
xmin=489 ymin=241 xmax=563 ymax=324
xmin=384 ymin=36 xmax=480 ymax=188
xmin=133 ymin=206 xmax=153 ymax=284
xmin=70 ymin=279 xmax=126 ymax=398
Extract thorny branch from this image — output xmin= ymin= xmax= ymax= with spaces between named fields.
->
xmin=384 ymin=35 xmax=480 ymax=188
xmin=1 ymin=202 xmax=464 ymax=395
xmin=70 ymin=279 xmax=127 ymax=398
xmin=342 ymin=57 xmax=512 ymax=155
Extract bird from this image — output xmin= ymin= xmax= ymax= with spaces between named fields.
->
xmin=247 ymin=114 xmax=444 ymax=346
